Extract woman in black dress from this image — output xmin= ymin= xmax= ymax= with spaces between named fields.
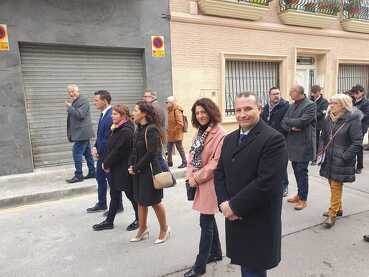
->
xmin=92 ymin=104 xmax=139 ymax=231
xmin=128 ymin=101 xmax=170 ymax=244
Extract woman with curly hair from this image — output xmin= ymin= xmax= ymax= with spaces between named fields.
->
xmin=184 ymin=98 xmax=225 ymax=277
xmin=128 ymin=101 xmax=170 ymax=244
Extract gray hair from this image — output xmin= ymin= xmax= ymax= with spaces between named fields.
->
xmin=67 ymin=84 xmax=79 ymax=92
xmin=144 ymin=89 xmax=157 ymax=97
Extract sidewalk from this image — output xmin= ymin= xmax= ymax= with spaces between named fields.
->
xmin=0 ymin=155 xmax=186 ymax=210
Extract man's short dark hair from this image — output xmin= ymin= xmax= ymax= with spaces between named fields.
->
xmin=236 ymin=92 xmax=260 ymax=104
xmin=268 ymin=87 xmax=280 ymax=94
xmin=351 ymin=84 xmax=365 ymax=94
xmin=94 ymin=90 xmax=111 ymax=104
xmin=293 ymin=85 xmax=305 ymax=95
xmin=311 ymin=85 xmax=322 ymax=94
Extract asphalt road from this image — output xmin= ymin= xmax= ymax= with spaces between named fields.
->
xmin=2 ymin=164 xmax=369 ymax=277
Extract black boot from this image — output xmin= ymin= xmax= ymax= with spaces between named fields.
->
xmin=126 ymin=219 xmax=139 ymax=231
xmin=92 ymin=220 xmax=114 ymax=231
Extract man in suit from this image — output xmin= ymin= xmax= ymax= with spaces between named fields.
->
xmin=281 ymin=85 xmax=316 ymax=210
xmin=309 ymin=85 xmax=328 ymax=165
xmin=351 ymin=84 xmax=369 ymax=174
xmin=215 ymin=92 xmax=288 ymax=277
xmin=86 ymin=90 xmax=123 ymax=213
xmin=261 ymin=87 xmax=289 ymax=197
xmin=65 ymin=84 xmax=95 ymax=183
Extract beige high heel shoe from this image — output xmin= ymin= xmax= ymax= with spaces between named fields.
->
xmin=154 ymin=226 xmax=171 ymax=244
xmin=129 ymin=228 xmax=149 ymax=242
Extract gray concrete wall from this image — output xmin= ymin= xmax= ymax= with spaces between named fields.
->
xmin=0 ymin=0 xmax=172 ymax=175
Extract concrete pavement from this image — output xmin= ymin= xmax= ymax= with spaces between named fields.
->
xmin=0 ymin=156 xmax=186 ymax=210
xmin=2 ymin=157 xmax=369 ymax=277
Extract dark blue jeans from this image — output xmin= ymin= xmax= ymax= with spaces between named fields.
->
xmin=241 ymin=266 xmax=267 ymax=277
xmin=72 ymin=140 xmax=95 ymax=178
xmin=291 ymin=161 xmax=309 ymax=201
xmin=194 ymin=214 xmax=222 ymax=274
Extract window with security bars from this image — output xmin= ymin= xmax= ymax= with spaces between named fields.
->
xmin=338 ymin=64 xmax=369 ymax=95
xmin=225 ymin=60 xmax=280 ymax=116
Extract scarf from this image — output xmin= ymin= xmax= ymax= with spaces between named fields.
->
xmin=190 ymin=123 xmax=213 ymax=169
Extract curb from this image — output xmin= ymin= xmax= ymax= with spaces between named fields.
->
xmin=0 ymin=169 xmax=186 ymax=210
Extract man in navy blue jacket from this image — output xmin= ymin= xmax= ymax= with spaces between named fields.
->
xmin=87 ymin=90 xmax=123 ymax=213
xmin=261 ymin=87 xmax=289 ymax=197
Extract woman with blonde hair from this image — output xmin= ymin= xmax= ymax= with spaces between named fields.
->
xmin=319 ymin=93 xmax=362 ymax=228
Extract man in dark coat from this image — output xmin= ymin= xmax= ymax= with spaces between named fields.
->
xmin=215 ymin=92 xmax=288 ymax=277
xmin=65 ymin=84 xmax=95 ymax=183
xmin=261 ymin=86 xmax=289 ymax=196
xmin=281 ymin=85 xmax=316 ymax=210
xmin=351 ymin=84 xmax=369 ymax=174
xmin=86 ymin=90 xmax=123 ymax=213
xmin=310 ymin=85 xmax=328 ymax=165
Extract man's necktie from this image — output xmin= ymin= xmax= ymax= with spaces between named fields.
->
xmin=239 ymin=133 xmax=247 ymax=144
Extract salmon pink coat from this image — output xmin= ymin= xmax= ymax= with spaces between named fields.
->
xmin=186 ymin=125 xmax=225 ymax=214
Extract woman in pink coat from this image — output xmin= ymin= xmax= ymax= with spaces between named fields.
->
xmin=184 ymin=98 xmax=225 ymax=277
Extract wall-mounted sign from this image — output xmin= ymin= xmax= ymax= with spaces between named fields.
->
xmin=0 ymin=24 xmax=9 ymax=51
xmin=151 ymin=36 xmax=165 ymax=58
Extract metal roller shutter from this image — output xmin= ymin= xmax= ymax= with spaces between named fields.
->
xmin=225 ymin=60 xmax=280 ymax=116
xmin=20 ymin=43 xmax=145 ymax=168
xmin=338 ymin=64 xmax=369 ymax=94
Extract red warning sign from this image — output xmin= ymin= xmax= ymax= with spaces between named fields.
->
xmin=0 ymin=24 xmax=9 ymax=51
xmin=151 ymin=36 xmax=165 ymax=58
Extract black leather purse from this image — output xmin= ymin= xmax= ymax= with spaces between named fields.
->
xmin=185 ymin=180 xmax=196 ymax=201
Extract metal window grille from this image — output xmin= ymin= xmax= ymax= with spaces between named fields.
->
xmin=225 ymin=60 xmax=280 ymax=116
xmin=338 ymin=64 xmax=369 ymax=94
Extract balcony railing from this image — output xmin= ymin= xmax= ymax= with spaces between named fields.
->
xmin=280 ymin=0 xmax=340 ymax=16
xmin=198 ymin=0 xmax=271 ymax=21
xmin=343 ymin=0 xmax=369 ymax=19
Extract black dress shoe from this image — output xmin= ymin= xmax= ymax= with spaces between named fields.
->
xmin=323 ymin=210 xmax=343 ymax=217
xmin=207 ymin=255 xmax=222 ymax=264
xmin=184 ymin=269 xmax=204 ymax=277
xmin=66 ymin=176 xmax=83 ymax=183
xmin=83 ymin=172 xmax=96 ymax=179
xmin=363 ymin=235 xmax=369 ymax=242
xmin=103 ymin=207 xmax=123 ymax=217
xmin=126 ymin=219 xmax=139 ymax=231
xmin=92 ymin=220 xmax=114 ymax=231
xmin=178 ymin=163 xmax=187 ymax=169
xmin=87 ymin=204 xmax=107 ymax=213
xmin=356 ymin=168 xmax=362 ymax=174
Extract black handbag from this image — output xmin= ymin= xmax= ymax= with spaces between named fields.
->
xmin=185 ymin=180 xmax=196 ymax=201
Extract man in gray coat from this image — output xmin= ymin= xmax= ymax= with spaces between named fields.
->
xmin=281 ymin=85 xmax=316 ymax=210
xmin=65 ymin=84 xmax=95 ymax=183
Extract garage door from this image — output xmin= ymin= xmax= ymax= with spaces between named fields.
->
xmin=20 ymin=43 xmax=145 ymax=168
xmin=338 ymin=64 xmax=369 ymax=94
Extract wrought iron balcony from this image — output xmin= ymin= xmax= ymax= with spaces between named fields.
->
xmin=342 ymin=0 xmax=369 ymax=33
xmin=343 ymin=0 xmax=369 ymax=19
xmin=280 ymin=0 xmax=340 ymax=15
xmin=279 ymin=0 xmax=340 ymax=28
xmin=198 ymin=0 xmax=271 ymax=21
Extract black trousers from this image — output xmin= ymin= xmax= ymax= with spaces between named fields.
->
xmin=193 ymin=214 xmax=222 ymax=273
xmin=356 ymin=133 xmax=365 ymax=169
xmin=107 ymin=184 xmax=138 ymax=224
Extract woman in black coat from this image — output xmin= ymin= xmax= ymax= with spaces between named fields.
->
xmin=92 ymin=104 xmax=139 ymax=232
xmin=128 ymin=101 xmax=170 ymax=244
xmin=319 ymin=94 xmax=363 ymax=228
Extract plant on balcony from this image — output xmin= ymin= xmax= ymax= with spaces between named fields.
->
xmin=304 ymin=2 xmax=317 ymax=12
xmin=347 ymin=0 xmax=361 ymax=18
xmin=249 ymin=0 xmax=270 ymax=6
xmin=318 ymin=0 xmax=340 ymax=15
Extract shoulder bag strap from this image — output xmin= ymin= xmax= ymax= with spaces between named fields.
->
xmin=317 ymin=122 xmax=346 ymax=156
xmin=144 ymin=126 xmax=155 ymax=177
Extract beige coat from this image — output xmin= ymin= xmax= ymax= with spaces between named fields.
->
xmin=167 ymin=103 xmax=184 ymax=142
